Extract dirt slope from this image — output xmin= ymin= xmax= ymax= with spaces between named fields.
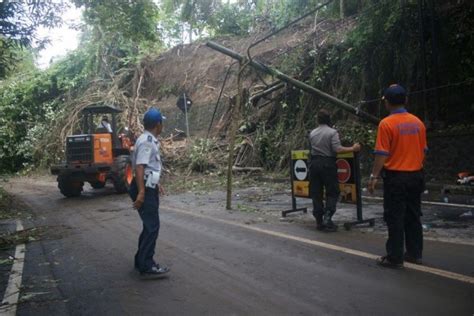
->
xmin=138 ymin=18 xmax=355 ymax=137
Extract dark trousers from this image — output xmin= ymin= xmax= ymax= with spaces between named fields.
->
xmin=383 ymin=170 xmax=424 ymax=263
xmin=309 ymin=156 xmax=340 ymax=220
xmin=129 ymin=179 xmax=160 ymax=272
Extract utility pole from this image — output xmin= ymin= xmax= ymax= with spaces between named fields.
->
xmin=206 ymin=41 xmax=379 ymax=125
xmin=340 ymin=0 xmax=345 ymax=19
xmin=417 ymin=0 xmax=428 ymax=124
xmin=183 ymin=93 xmax=190 ymax=138
xmin=226 ymin=61 xmax=244 ymax=210
xmin=427 ymin=0 xmax=440 ymax=123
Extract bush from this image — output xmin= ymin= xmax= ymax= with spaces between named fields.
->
xmin=188 ymin=138 xmax=216 ymax=172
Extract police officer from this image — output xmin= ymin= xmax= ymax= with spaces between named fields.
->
xmin=368 ymin=84 xmax=427 ymax=268
xmin=129 ymin=107 xmax=169 ymax=277
xmin=309 ymin=109 xmax=361 ymax=232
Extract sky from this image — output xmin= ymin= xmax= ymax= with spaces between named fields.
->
xmin=34 ymin=0 xmax=239 ymax=69
xmin=35 ymin=5 xmax=83 ymax=69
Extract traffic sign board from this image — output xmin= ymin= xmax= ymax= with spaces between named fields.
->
xmin=294 ymin=160 xmax=308 ymax=181
xmin=337 ymin=159 xmax=351 ymax=183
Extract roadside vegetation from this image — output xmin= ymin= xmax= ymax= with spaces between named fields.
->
xmin=0 ymin=0 xmax=473 ymax=179
xmin=0 ymin=187 xmax=20 ymax=220
xmin=0 ymin=186 xmax=34 ymax=249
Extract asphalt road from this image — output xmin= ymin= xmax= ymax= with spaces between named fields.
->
xmin=2 ymin=177 xmax=473 ymax=315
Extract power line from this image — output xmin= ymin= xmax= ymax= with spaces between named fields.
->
xmin=266 ymin=0 xmax=390 ymax=64
xmin=206 ymin=62 xmax=237 ymax=138
xmin=358 ymin=78 xmax=474 ymax=105
xmin=246 ymin=1 xmax=334 ymax=70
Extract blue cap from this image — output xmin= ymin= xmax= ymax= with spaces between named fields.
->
xmin=143 ymin=107 xmax=165 ymax=125
xmin=383 ymin=84 xmax=407 ymax=105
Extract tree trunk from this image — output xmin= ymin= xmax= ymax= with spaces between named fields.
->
xmin=340 ymin=0 xmax=345 ymax=19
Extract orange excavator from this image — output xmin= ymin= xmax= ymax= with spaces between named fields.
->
xmin=51 ymin=104 xmax=135 ymax=197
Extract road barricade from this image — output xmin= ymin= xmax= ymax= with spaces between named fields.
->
xmin=283 ymin=150 xmax=375 ymax=230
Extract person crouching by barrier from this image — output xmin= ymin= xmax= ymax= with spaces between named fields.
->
xmin=129 ymin=107 xmax=170 ymax=278
xmin=309 ymin=109 xmax=361 ymax=232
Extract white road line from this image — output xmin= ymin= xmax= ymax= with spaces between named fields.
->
xmin=0 ymin=220 xmax=26 ymax=316
xmin=363 ymin=195 xmax=474 ymax=209
xmin=163 ymin=205 xmax=474 ymax=285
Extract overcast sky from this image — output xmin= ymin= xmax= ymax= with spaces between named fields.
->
xmin=34 ymin=0 xmax=240 ymax=69
xmin=35 ymin=5 xmax=83 ymax=69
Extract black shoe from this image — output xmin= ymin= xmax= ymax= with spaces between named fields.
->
xmin=140 ymin=266 xmax=170 ymax=278
xmin=316 ymin=216 xmax=325 ymax=231
xmin=323 ymin=220 xmax=338 ymax=232
xmin=404 ymin=253 xmax=422 ymax=265
xmin=135 ymin=261 xmax=157 ymax=271
xmin=323 ymin=225 xmax=337 ymax=232
xmin=376 ymin=256 xmax=404 ymax=269
xmin=313 ymin=212 xmax=324 ymax=230
xmin=316 ymin=223 xmax=325 ymax=231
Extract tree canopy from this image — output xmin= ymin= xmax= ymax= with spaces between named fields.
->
xmin=0 ymin=1 xmax=65 ymax=78
xmin=0 ymin=0 xmax=473 ymax=173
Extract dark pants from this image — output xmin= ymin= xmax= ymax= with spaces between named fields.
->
xmin=309 ymin=156 xmax=340 ymax=221
xmin=383 ymin=170 xmax=424 ymax=263
xmin=129 ymin=179 xmax=160 ymax=272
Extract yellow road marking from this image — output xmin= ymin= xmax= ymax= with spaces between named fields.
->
xmin=163 ymin=205 xmax=474 ymax=285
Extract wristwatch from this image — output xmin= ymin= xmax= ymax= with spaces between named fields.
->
xmin=370 ymin=173 xmax=380 ymax=180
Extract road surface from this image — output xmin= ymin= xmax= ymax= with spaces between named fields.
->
xmin=1 ymin=177 xmax=473 ymax=315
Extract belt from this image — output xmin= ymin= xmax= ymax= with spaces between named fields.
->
xmin=384 ymin=169 xmax=423 ymax=176
xmin=311 ymin=155 xmax=336 ymax=160
xmin=131 ymin=178 xmax=158 ymax=191
xmin=384 ymin=169 xmax=423 ymax=173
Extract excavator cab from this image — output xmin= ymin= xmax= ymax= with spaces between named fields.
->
xmin=51 ymin=104 xmax=135 ymax=197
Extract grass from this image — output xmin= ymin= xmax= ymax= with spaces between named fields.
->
xmin=0 ymin=185 xmax=37 ymax=249
xmin=0 ymin=227 xmax=46 ymax=250
xmin=164 ymin=171 xmax=227 ymax=194
xmin=236 ymin=203 xmax=260 ymax=213
xmin=0 ymin=186 xmax=15 ymax=220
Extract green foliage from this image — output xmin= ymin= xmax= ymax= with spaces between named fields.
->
xmin=0 ymin=0 xmax=166 ymax=173
xmin=209 ymin=3 xmax=253 ymax=36
xmin=188 ymin=138 xmax=216 ymax=172
xmin=279 ymin=47 xmax=306 ymax=76
xmin=75 ymin=0 xmax=159 ymax=43
xmin=74 ymin=0 xmax=162 ymax=69
xmin=254 ymin=0 xmax=327 ymax=27
xmin=255 ymin=121 xmax=286 ymax=170
xmin=1 ymin=47 xmax=36 ymax=78
xmin=334 ymin=122 xmax=376 ymax=148
xmin=0 ymin=47 xmax=92 ymax=172
xmin=158 ymin=0 xmax=338 ymax=40
xmin=0 ymin=71 xmax=53 ymax=171
xmin=0 ymin=1 xmax=65 ymax=78
xmin=342 ymin=1 xmax=420 ymax=87
xmin=161 ymin=0 xmax=220 ymax=42
xmin=1 ymin=0 xmax=473 ymax=176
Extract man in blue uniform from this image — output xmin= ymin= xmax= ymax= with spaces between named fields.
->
xmin=129 ymin=107 xmax=169 ymax=277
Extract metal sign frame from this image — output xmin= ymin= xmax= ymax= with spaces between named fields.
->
xmin=283 ymin=151 xmax=309 ymax=217
xmin=283 ymin=150 xmax=375 ymax=230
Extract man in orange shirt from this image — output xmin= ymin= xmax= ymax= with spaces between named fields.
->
xmin=368 ymin=84 xmax=427 ymax=268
